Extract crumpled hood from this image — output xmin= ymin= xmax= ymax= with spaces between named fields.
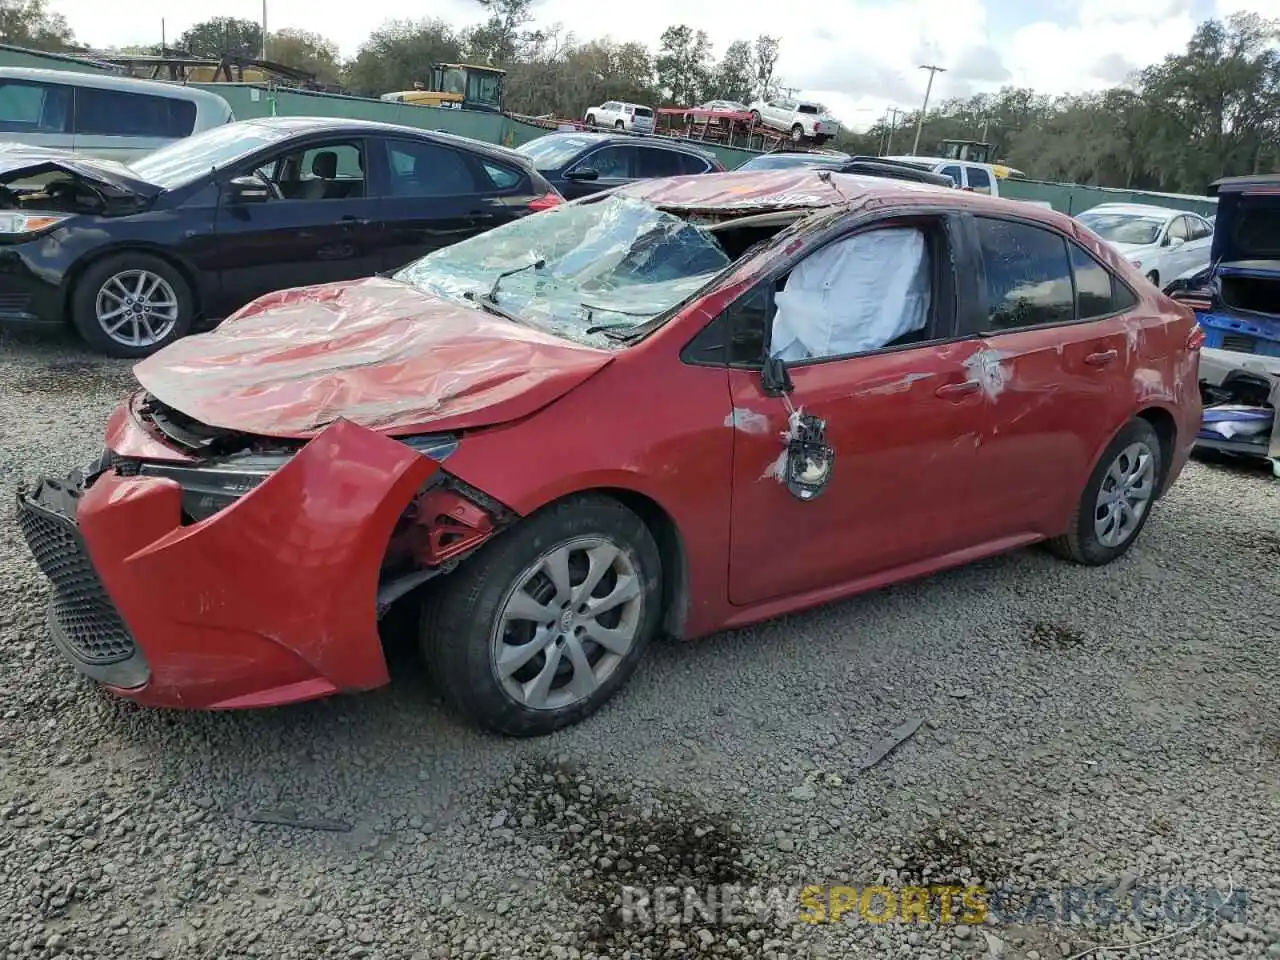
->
xmin=0 ymin=145 xmax=162 ymax=200
xmin=132 ymin=277 xmax=615 ymax=437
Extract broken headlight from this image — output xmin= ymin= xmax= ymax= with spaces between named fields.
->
xmin=138 ymin=452 xmax=294 ymax=522
xmin=135 ymin=434 xmax=460 ymax=523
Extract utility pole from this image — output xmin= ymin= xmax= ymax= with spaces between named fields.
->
xmin=261 ymin=0 xmax=268 ymax=60
xmin=882 ymin=106 xmax=900 ymax=155
xmin=911 ymin=64 xmax=945 ymax=155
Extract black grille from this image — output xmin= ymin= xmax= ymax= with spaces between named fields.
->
xmin=0 ymin=292 xmax=32 ymax=313
xmin=16 ymin=494 xmax=136 ymax=665
xmin=1220 ymin=334 xmax=1257 ymax=354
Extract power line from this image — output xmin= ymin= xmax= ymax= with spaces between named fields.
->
xmin=911 ymin=64 xmax=946 ymax=156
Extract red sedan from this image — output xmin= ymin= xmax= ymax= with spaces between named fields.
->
xmin=16 ymin=169 xmax=1203 ymax=735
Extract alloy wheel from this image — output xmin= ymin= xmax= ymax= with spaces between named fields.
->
xmin=95 ymin=269 xmax=180 ymax=349
xmin=490 ymin=537 xmax=644 ymax=712
xmin=1093 ymin=441 xmax=1156 ymax=548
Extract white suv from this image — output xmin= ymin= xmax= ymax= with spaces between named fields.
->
xmin=583 ymin=101 xmax=655 ymax=134
xmin=748 ymin=98 xmax=839 ymax=143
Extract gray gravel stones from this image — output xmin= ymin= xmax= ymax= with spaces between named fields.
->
xmin=1 ymin=330 xmax=1278 ymax=959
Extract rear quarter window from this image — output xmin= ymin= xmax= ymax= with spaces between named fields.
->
xmin=1070 ymin=243 xmax=1137 ymax=319
xmin=481 ymin=161 xmax=524 ymax=190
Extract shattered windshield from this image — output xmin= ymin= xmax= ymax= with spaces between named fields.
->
xmin=394 ymin=195 xmax=731 ymax=346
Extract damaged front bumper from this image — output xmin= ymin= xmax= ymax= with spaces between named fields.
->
xmin=14 ymin=420 xmax=439 ymax=709
xmin=1196 ymin=346 xmax=1280 ymax=467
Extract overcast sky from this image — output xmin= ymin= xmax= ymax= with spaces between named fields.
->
xmin=49 ymin=0 xmax=1274 ymax=130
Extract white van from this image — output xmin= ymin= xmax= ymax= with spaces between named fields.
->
xmin=0 ymin=67 xmax=234 ymax=162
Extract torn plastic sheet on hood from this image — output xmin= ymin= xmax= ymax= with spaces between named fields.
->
xmin=395 ymin=194 xmax=731 ymax=339
xmin=131 ymin=277 xmax=617 ymax=438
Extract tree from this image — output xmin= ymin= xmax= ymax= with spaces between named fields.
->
xmin=179 ymin=16 xmax=263 ymax=60
xmin=344 ymin=19 xmax=464 ymax=97
xmin=0 ymin=0 xmax=74 ymax=51
xmin=708 ymin=40 xmax=754 ymax=103
xmin=468 ymin=0 xmax=534 ymax=65
xmin=655 ymin=24 xmax=712 ymax=106
xmin=268 ymin=28 xmax=342 ymax=84
xmin=753 ymin=35 xmax=781 ymax=100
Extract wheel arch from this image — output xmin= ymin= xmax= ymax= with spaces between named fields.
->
xmin=63 ymin=243 xmax=206 ymax=322
xmin=513 ymin=485 xmax=691 ymax=640
xmin=1135 ymin=404 xmax=1178 ymax=494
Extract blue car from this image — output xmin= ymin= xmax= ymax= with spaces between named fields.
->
xmin=1166 ymin=175 xmax=1279 ymax=473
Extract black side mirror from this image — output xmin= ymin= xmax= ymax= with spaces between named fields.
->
xmin=761 ymin=354 xmax=793 ymax=397
xmin=226 ymin=175 xmax=270 ymax=204
xmin=564 ymin=167 xmax=599 ymax=182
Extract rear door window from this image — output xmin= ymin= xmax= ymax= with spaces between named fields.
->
xmin=74 ymin=88 xmax=196 ymax=138
xmin=385 ymin=139 xmax=482 ymax=197
xmin=0 ymin=79 xmax=71 ymax=133
xmin=481 ymin=161 xmax=524 ymax=190
xmin=975 ymin=217 xmax=1075 ymax=330
xmin=637 ymin=147 xmax=686 ymax=178
xmin=676 ymin=152 xmax=711 ymax=174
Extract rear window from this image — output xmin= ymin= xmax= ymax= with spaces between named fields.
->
xmin=0 ymin=79 xmax=71 ymax=134
xmin=75 ymin=87 xmax=197 ymax=138
xmin=633 ymin=107 xmax=653 ymax=118
xmin=797 ymin=104 xmax=819 ymax=114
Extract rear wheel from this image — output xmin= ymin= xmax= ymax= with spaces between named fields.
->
xmin=70 ymin=252 xmax=194 ymax=358
xmin=421 ymin=495 xmax=663 ymax=736
xmin=1145 ymin=270 xmax=1159 ymax=285
xmin=1048 ymin=418 xmax=1163 ymax=566
xmin=585 ymin=113 xmax=596 ymax=128
xmin=615 ymin=120 xmax=625 ymax=131
xmin=790 ymin=123 xmax=804 ymax=142
xmin=749 ymin=110 xmax=761 ymax=125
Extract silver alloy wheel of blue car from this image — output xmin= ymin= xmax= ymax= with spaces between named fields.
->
xmin=95 ymin=268 xmax=180 ymax=349
xmin=490 ymin=536 xmax=644 ymax=712
xmin=1094 ymin=440 xmax=1156 ymax=548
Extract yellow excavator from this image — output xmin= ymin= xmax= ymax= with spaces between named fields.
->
xmin=381 ymin=64 xmax=506 ymax=113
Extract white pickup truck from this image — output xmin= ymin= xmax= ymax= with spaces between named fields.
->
xmin=883 ymin=155 xmax=1025 ymax=197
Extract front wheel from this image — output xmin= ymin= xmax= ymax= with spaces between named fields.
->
xmin=421 ymin=495 xmax=663 ymax=736
xmin=70 ymin=252 xmax=194 ymax=358
xmin=1048 ymin=418 xmax=1163 ymax=566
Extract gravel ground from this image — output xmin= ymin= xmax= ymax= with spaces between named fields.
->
xmin=1 ymin=329 xmax=1278 ymax=960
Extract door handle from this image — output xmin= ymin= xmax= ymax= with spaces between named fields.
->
xmin=1084 ymin=349 xmax=1118 ymax=367
xmin=340 ymin=216 xmax=372 ymax=226
xmin=935 ymin=380 xmax=982 ymax=399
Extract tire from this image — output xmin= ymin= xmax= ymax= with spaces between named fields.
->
xmin=421 ymin=495 xmax=663 ymax=736
xmin=749 ymin=110 xmax=761 ymax=125
xmin=1047 ymin=418 xmax=1163 ymax=566
xmin=585 ymin=113 xmax=596 ymax=128
xmin=615 ymin=120 xmax=625 ymax=131
xmin=791 ymin=124 xmax=804 ymax=142
xmin=1145 ymin=270 xmax=1159 ymax=286
xmin=70 ymin=252 xmax=194 ymax=358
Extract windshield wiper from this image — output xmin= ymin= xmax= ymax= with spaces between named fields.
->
xmin=582 ymin=302 xmax=654 ymax=336
xmin=486 ymin=258 xmax=545 ymax=303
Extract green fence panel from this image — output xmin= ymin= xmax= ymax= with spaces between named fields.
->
xmin=1000 ymin=177 xmax=1218 ymax=217
xmin=0 ymin=44 xmax=115 ymax=73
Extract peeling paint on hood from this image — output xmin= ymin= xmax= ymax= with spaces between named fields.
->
xmin=131 ymin=277 xmax=615 ymax=438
